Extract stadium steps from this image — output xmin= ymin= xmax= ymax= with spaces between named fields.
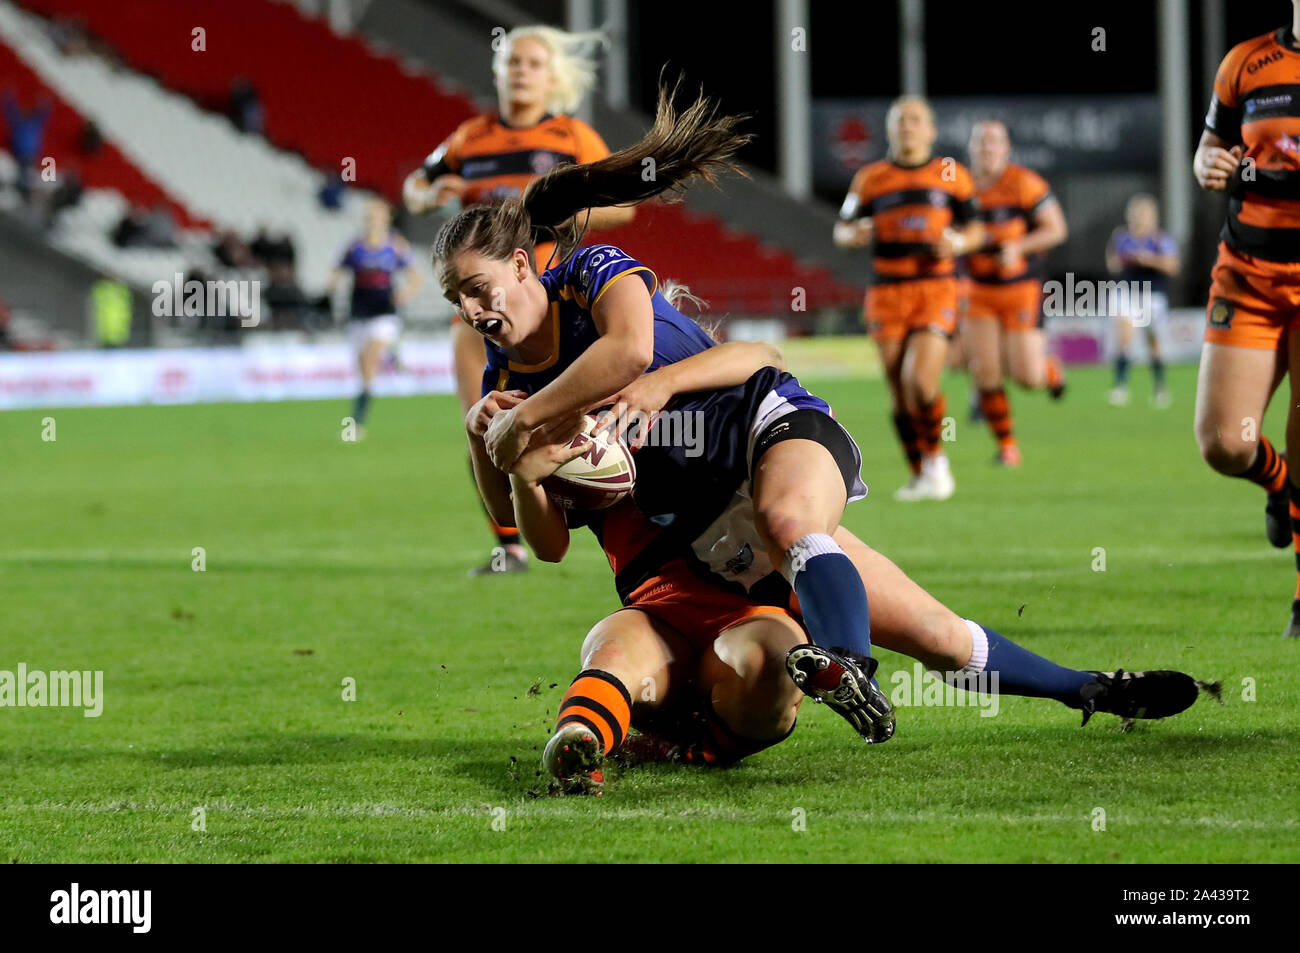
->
xmin=0 ymin=1 xmax=409 ymax=303
xmin=16 ymin=0 xmax=856 ymax=317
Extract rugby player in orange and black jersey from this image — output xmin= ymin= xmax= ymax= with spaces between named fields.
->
xmin=1193 ymin=6 xmax=1300 ymax=636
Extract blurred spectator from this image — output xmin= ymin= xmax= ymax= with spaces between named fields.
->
xmin=48 ymin=16 xmax=91 ymax=56
xmin=111 ymin=207 xmax=148 ymax=247
xmin=2 ymin=90 xmax=53 ymax=199
xmin=46 ymin=164 xmax=83 ymax=222
xmin=142 ymin=203 xmax=177 ymax=247
xmin=90 ymin=276 xmax=131 ymax=347
xmin=112 ymin=204 xmax=177 ymax=248
xmin=318 ymin=172 xmax=346 ymax=210
xmin=265 ymin=278 xmax=310 ymax=330
xmin=0 ymin=299 xmax=12 ymax=350
xmin=79 ymin=119 xmax=103 ymax=156
xmin=250 ymin=227 xmax=295 ymax=268
xmin=212 ymin=228 xmax=254 ymax=268
xmin=228 ymin=78 xmax=264 ymax=135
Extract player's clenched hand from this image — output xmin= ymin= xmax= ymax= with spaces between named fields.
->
xmin=485 ymin=404 xmax=537 ymax=471
xmin=1194 ymin=144 xmax=1243 ymax=192
xmin=429 ymin=174 xmax=467 ymax=209
xmin=466 ymin=389 xmax=526 ymax=437
xmin=592 ymin=373 xmax=671 ymax=450
xmin=998 ymin=238 xmax=1023 ymax=272
xmin=510 ymin=428 xmax=591 ymax=485
xmin=931 ymin=227 xmax=962 ymax=259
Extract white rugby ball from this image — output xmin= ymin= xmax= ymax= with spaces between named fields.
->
xmin=541 ymin=414 xmax=636 ymax=511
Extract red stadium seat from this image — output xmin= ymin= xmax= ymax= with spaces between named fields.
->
xmin=17 ymin=0 xmax=858 ymax=315
xmin=0 ymin=40 xmax=203 ymax=227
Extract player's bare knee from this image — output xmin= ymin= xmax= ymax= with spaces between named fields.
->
xmin=755 ymin=506 xmax=815 ymax=555
xmin=1195 ymin=425 xmax=1253 ymax=474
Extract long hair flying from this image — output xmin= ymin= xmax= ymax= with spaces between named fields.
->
xmin=434 ymin=76 xmax=753 ymax=295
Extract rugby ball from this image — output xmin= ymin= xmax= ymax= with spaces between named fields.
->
xmin=541 ymin=414 xmax=636 ymax=511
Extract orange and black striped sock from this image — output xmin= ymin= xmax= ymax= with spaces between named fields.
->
xmin=978 ymin=387 xmax=1016 ymax=450
xmin=490 ymin=518 xmax=521 ymax=548
xmin=681 ymin=701 xmax=795 ymax=766
xmin=556 ymin=670 xmax=632 ymax=756
xmin=915 ymin=394 xmax=948 ymax=457
xmin=890 ymin=410 xmax=923 ymax=476
xmin=1239 ymin=437 xmax=1288 ymax=495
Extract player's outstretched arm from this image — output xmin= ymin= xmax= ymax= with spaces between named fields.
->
xmin=595 ymin=340 xmax=785 ymax=445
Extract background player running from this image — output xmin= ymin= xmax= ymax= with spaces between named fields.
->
xmin=835 ymin=96 xmax=984 ymax=501
xmin=1193 ymin=3 xmax=1300 ymax=636
xmin=965 ymin=120 xmax=1069 ymax=466
xmin=402 ymin=25 xmax=634 ymax=575
xmin=326 ymin=198 xmax=422 ymax=438
xmin=1104 ymin=194 xmax=1179 ymax=408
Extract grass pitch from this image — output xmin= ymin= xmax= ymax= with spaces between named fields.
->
xmin=2 ymin=362 xmax=1298 ymax=863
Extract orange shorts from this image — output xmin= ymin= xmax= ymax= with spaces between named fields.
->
xmin=625 ymin=559 xmax=801 ymax=656
xmin=967 ymin=280 xmax=1042 ymax=332
xmin=1205 ymin=242 xmax=1300 ymax=350
xmin=864 ymin=277 xmax=959 ymax=343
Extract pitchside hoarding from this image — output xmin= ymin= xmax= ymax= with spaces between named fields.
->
xmin=0 ymin=340 xmax=454 ymax=410
xmin=814 ymin=95 xmax=1162 ymax=192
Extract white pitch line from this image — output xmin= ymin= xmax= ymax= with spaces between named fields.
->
xmin=5 ymin=800 xmax=1296 ymax=831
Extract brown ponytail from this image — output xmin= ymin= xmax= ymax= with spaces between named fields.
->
xmin=434 ymin=76 xmax=752 ymax=297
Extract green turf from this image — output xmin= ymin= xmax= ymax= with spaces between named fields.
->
xmin=2 ymin=362 xmax=1298 ymax=863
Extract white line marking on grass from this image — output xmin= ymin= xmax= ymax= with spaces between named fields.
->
xmin=5 ymin=800 xmax=1296 ymax=831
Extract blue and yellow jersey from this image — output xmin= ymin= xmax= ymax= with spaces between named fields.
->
xmin=481 ymin=244 xmax=716 ymax=397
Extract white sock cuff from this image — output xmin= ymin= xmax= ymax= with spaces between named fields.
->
xmin=781 ymin=532 xmax=842 ymax=583
xmin=960 ymin=619 xmax=990 ymax=674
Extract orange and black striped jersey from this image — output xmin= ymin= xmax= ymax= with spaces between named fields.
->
xmin=968 ymin=164 xmax=1054 ymax=283
xmin=421 ymin=112 xmax=611 ymax=207
xmin=1205 ymin=26 xmax=1300 ymax=262
xmin=840 ymin=157 xmax=978 ymax=282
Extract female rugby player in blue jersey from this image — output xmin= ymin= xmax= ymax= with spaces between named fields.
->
xmin=327 ymin=198 xmax=422 ymax=437
xmin=439 ymin=82 xmax=1203 ymax=754
xmin=436 ymin=81 xmax=895 ymax=740
xmin=492 ymin=339 xmax=1205 ymax=791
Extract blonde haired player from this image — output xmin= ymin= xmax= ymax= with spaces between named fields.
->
xmin=965 ymin=119 xmax=1069 ymax=466
xmin=836 ymin=96 xmax=984 ymax=501
xmin=401 ymin=25 xmax=634 ymax=575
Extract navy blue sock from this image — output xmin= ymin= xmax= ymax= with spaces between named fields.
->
xmin=1114 ymin=353 xmax=1129 ymax=386
xmin=963 ymin=621 xmax=1095 ymax=707
xmin=1151 ymin=357 xmax=1166 ymax=389
xmin=353 ymin=389 xmax=371 ymax=424
xmin=786 ymin=535 xmax=871 ymax=660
